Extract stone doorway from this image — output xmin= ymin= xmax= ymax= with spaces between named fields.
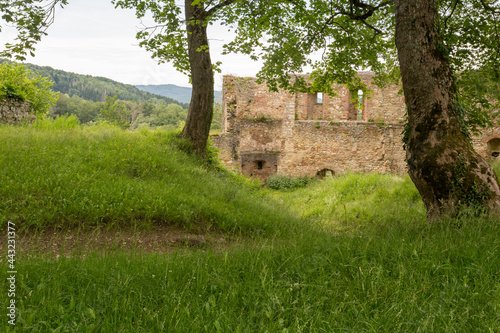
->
xmin=487 ymin=138 xmax=500 ymax=161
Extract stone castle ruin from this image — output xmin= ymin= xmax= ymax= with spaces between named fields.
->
xmin=212 ymin=72 xmax=500 ymax=181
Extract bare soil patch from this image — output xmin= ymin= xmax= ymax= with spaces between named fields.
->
xmin=1 ymin=225 xmax=230 ymax=258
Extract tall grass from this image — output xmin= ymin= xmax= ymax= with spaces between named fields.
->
xmin=1 ymin=215 xmax=499 ymax=332
xmin=0 ymin=117 xmax=302 ymax=236
xmin=275 ymin=172 xmax=426 ymax=233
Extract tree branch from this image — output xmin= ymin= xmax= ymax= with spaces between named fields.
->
xmin=478 ymin=0 xmax=500 ymax=14
xmin=443 ymin=0 xmax=460 ymax=31
xmin=335 ymin=0 xmax=390 ymax=35
xmin=206 ymin=0 xmax=236 ymax=16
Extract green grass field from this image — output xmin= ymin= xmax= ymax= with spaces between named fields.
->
xmin=1 ymin=117 xmax=499 ymax=332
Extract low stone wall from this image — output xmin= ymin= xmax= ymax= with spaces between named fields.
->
xmin=213 ymin=119 xmax=408 ymax=180
xmin=0 ymin=98 xmax=35 ymax=124
xmin=279 ymin=121 xmax=407 ymax=177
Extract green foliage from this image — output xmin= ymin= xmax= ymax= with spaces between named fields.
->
xmin=275 ymin=172 xmax=426 ymax=232
xmin=267 ymin=174 xmax=313 ymax=190
xmin=0 ymin=81 xmax=26 ymax=101
xmin=210 ymin=102 xmax=223 ymax=131
xmin=0 ymin=0 xmax=69 ymax=60
xmin=32 ymin=113 xmax=80 ymax=130
xmin=454 ymin=67 xmax=500 ymax=135
xmin=50 ymin=93 xmax=103 ymax=123
xmin=99 ymin=95 xmax=133 ymax=129
xmin=49 ymin=91 xmax=189 ymax=130
xmin=224 ymin=1 xmax=398 ymax=94
xmin=132 ymin=102 xmax=188 ymax=131
xmin=226 ymin=0 xmax=499 ymax=132
xmin=0 ymin=62 xmax=58 ymax=115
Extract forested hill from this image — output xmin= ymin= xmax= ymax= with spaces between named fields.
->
xmin=136 ymin=84 xmax=222 ymax=105
xmin=0 ymin=59 xmax=188 ymax=108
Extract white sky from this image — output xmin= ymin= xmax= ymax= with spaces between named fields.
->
xmin=0 ymin=0 xmax=263 ymax=90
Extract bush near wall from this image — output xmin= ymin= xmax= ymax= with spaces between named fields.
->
xmin=0 ymin=62 xmax=58 ymax=117
xmin=267 ymin=174 xmax=313 ymax=190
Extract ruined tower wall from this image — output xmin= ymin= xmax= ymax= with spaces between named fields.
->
xmin=292 ymin=72 xmax=406 ymax=122
xmin=222 ymin=76 xmax=294 ymax=127
xmin=357 ymin=72 xmax=406 ymax=123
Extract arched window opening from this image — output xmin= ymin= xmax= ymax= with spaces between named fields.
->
xmin=357 ymin=90 xmax=364 ymax=120
xmin=348 ymin=90 xmax=365 ymax=121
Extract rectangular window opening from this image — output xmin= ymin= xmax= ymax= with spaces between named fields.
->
xmin=317 ymin=92 xmax=323 ymax=104
xmin=257 ymin=161 xmax=264 ymax=170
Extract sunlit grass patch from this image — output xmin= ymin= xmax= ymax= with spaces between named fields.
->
xmin=275 ymin=171 xmax=426 ymax=232
xmin=0 ymin=117 xmax=302 ymax=237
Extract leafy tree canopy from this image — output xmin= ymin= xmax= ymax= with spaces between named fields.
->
xmin=112 ymin=0 xmax=234 ymax=77
xmin=0 ymin=0 xmax=67 ymax=60
xmin=224 ymin=0 xmax=499 ymax=130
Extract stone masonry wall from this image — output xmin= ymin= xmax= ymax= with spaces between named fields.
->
xmin=0 ymin=98 xmax=34 ymax=124
xmin=278 ymin=121 xmax=406 ymax=177
xmin=214 ymin=73 xmax=500 ymax=181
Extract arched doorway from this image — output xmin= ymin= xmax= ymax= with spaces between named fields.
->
xmin=487 ymin=138 xmax=500 ymax=160
xmin=315 ymin=168 xmax=335 ymax=180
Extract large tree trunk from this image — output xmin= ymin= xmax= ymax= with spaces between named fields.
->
xmin=181 ymin=0 xmax=215 ymax=157
xmin=394 ymin=0 xmax=500 ymax=221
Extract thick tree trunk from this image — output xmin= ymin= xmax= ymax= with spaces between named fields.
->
xmin=181 ymin=0 xmax=215 ymax=157
xmin=394 ymin=0 xmax=500 ymax=221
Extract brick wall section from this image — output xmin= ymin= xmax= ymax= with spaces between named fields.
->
xmin=0 ymin=98 xmax=34 ymax=124
xmin=214 ymin=73 xmax=500 ymax=181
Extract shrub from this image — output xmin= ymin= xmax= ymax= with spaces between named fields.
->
xmin=0 ymin=62 xmax=58 ymax=116
xmin=267 ymin=174 xmax=313 ymax=190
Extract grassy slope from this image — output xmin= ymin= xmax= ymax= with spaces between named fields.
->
xmin=1 ymin=119 xmax=499 ymax=332
xmin=0 ymin=117 xmax=301 ymax=236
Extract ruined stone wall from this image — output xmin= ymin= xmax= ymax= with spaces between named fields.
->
xmin=215 ymin=74 xmax=500 ymax=181
xmin=0 ymin=98 xmax=34 ymax=124
xmin=357 ymin=72 xmax=406 ymax=123
xmin=222 ymin=76 xmax=294 ymax=129
xmin=223 ymin=73 xmax=406 ymax=124
xmin=278 ymin=121 xmax=406 ymax=177
xmin=214 ymin=119 xmax=407 ymax=179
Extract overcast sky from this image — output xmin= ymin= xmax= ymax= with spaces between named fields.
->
xmin=1 ymin=0 xmax=263 ymax=89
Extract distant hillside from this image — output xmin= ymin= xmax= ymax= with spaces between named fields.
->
xmin=0 ymin=59 xmax=188 ymax=108
xmin=136 ymin=84 xmax=222 ymax=105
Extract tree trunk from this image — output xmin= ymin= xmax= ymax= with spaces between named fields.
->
xmin=394 ymin=0 xmax=500 ymax=221
xmin=181 ymin=0 xmax=215 ymax=157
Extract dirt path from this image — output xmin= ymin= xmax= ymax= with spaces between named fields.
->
xmin=1 ymin=225 xmax=230 ymax=258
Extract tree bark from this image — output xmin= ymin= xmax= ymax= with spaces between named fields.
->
xmin=181 ymin=0 xmax=215 ymax=157
xmin=394 ymin=0 xmax=500 ymax=221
